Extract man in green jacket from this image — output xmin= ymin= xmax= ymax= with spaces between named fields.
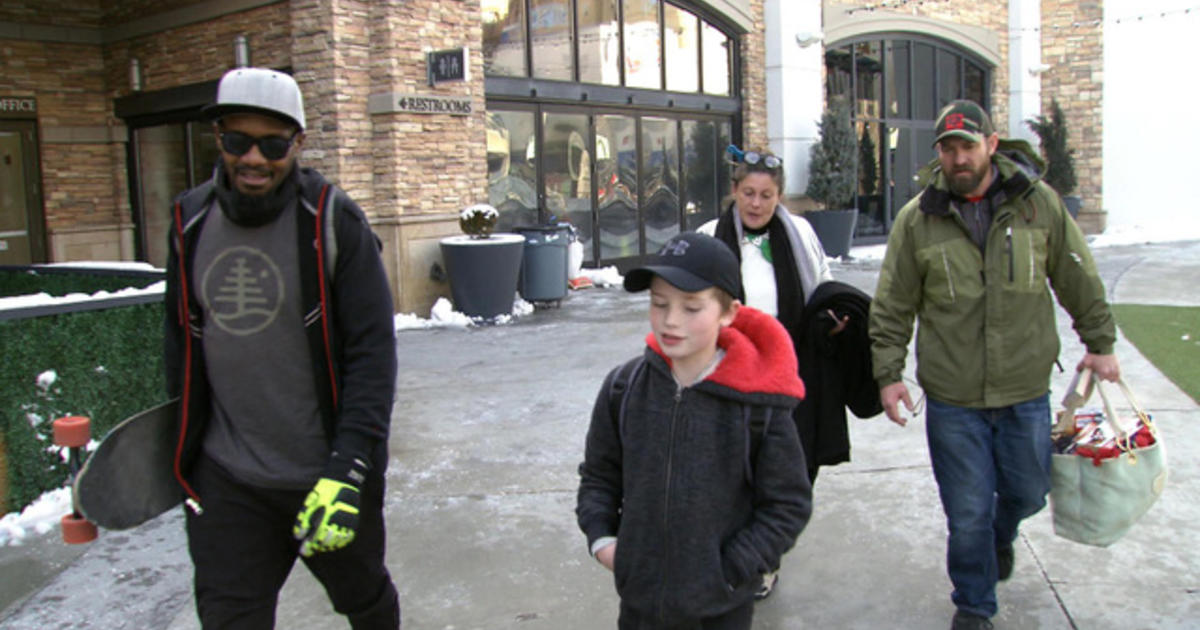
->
xmin=868 ymin=100 xmax=1120 ymax=630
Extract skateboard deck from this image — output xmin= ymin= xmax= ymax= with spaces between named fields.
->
xmin=74 ymin=398 xmax=182 ymax=530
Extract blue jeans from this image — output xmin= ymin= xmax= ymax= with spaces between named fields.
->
xmin=925 ymin=394 xmax=1053 ymax=618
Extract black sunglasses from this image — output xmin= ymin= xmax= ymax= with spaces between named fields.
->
xmin=219 ymin=130 xmax=297 ymax=160
xmin=743 ymin=151 xmax=782 ymax=170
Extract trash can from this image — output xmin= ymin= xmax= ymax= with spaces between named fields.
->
xmin=514 ymin=225 xmax=570 ymax=304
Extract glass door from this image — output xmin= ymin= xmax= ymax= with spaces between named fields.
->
xmin=0 ymin=121 xmax=46 ymax=264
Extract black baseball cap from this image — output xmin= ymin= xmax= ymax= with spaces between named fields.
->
xmin=933 ymin=99 xmax=994 ymax=146
xmin=624 ymin=232 xmax=742 ymax=298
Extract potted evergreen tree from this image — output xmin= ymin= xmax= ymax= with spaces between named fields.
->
xmin=439 ymin=203 xmax=525 ymax=321
xmin=1026 ymin=99 xmax=1081 ymax=218
xmin=805 ymin=98 xmax=859 ymax=258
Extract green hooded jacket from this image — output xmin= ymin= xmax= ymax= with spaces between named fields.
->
xmin=868 ymin=139 xmax=1115 ymax=408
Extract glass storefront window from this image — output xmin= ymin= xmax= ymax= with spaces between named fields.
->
xmin=483 ymin=0 xmax=527 ymax=77
xmin=595 ymin=115 xmax=638 ymax=259
xmin=542 ymin=112 xmax=593 ymax=253
xmin=937 ymin=48 xmax=960 ymax=111
xmin=136 ymin=124 xmax=189 ymax=268
xmin=577 ymin=0 xmax=620 ymax=85
xmin=664 ymin=4 xmax=699 ymax=93
xmin=964 ymin=61 xmax=986 ymax=106
xmin=856 ymin=120 xmax=885 ymax=237
xmin=625 ymin=0 xmax=662 ymax=90
xmin=531 ymin=0 xmax=574 ymax=80
xmin=826 ymin=45 xmax=852 ymax=100
xmin=885 ymin=42 xmax=910 ymax=119
xmin=913 ymin=43 xmax=936 ymax=121
xmin=854 ymin=41 xmax=882 ymax=119
xmin=488 ymin=110 xmax=539 ymax=231
xmin=189 ymin=121 xmax=219 ymax=186
xmin=640 ymin=117 xmax=679 ymax=253
xmin=682 ymin=119 xmax=717 ymax=230
xmin=701 ymin=22 xmax=730 ymax=96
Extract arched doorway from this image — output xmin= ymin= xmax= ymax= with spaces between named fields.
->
xmin=826 ymin=36 xmax=992 ymax=241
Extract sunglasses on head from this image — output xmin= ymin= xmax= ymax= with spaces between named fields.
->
xmin=742 ymin=151 xmax=782 ymax=170
xmin=219 ymin=130 xmax=297 ymax=160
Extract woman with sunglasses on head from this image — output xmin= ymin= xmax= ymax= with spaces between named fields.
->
xmin=697 ymin=146 xmax=833 ymax=601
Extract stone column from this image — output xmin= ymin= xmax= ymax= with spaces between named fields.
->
xmin=765 ymin=0 xmax=824 ymax=202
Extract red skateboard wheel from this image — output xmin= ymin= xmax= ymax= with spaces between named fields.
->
xmin=61 ymin=513 xmax=98 ymax=544
xmin=52 ymin=416 xmax=91 ymax=448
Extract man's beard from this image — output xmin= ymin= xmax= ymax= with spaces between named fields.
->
xmin=947 ymin=162 xmax=988 ymax=197
xmin=215 ymin=165 xmax=297 ymax=227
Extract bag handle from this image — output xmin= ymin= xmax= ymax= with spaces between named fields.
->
xmin=1091 ymin=375 xmax=1158 ymax=463
xmin=1054 ymin=367 xmax=1095 ymax=437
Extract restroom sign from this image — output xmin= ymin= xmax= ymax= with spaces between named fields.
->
xmin=427 ymin=48 xmax=469 ymax=86
xmin=0 ymin=97 xmax=36 ymax=118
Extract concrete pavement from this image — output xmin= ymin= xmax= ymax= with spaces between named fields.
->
xmin=1 ymin=240 xmax=1197 ymax=629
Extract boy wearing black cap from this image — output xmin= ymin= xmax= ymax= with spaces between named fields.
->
xmin=576 ymin=232 xmax=813 ymax=629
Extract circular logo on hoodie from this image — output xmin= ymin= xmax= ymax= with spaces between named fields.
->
xmin=201 ymin=246 xmax=284 ymax=336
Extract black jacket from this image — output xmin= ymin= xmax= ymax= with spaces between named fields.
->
xmin=163 ymin=167 xmax=397 ymax=508
xmin=794 ymin=281 xmax=883 ymax=468
xmin=576 ymin=307 xmax=812 ymax=625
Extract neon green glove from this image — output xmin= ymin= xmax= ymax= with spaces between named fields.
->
xmin=293 ymin=452 xmax=368 ymax=557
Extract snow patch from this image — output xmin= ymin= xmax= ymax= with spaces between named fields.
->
xmin=579 ymin=266 xmax=623 ymax=288
xmin=394 ymin=295 xmax=535 ymax=332
xmin=0 ymin=487 xmax=72 ymax=547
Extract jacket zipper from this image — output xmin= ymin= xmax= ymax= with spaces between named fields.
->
xmin=940 ymin=246 xmax=956 ymax=302
xmin=1005 ymin=226 xmax=1014 ymax=283
xmin=658 ymin=387 xmax=683 ymax=623
xmin=172 ymin=200 xmax=204 ymax=515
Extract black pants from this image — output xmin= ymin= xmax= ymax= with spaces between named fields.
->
xmin=618 ymin=600 xmax=753 ymax=630
xmin=185 ymin=455 xmax=400 ymax=629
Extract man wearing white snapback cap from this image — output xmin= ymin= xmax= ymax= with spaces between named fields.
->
xmin=164 ymin=66 xmax=400 ymax=628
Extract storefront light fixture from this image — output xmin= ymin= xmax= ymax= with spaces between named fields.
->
xmin=796 ymin=31 xmax=824 ymax=48
xmin=234 ymin=35 xmax=251 ymax=68
xmin=129 ymin=58 xmax=143 ymax=92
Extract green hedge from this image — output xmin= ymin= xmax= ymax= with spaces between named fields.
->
xmin=0 ymin=267 xmax=161 ymax=299
xmin=0 ymin=302 xmax=166 ymax=514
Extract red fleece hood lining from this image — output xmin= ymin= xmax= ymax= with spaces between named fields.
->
xmin=647 ymin=306 xmax=805 ymax=400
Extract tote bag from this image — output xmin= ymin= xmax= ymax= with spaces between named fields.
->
xmin=1049 ymin=369 xmax=1168 ymax=547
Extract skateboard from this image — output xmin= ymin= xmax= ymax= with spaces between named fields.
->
xmin=65 ymin=398 xmax=183 ymax=534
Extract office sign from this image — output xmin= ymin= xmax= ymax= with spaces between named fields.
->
xmin=0 ymin=97 xmax=36 ymax=118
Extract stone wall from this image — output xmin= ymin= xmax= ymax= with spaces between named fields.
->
xmin=1041 ymin=0 xmax=1104 ymax=233
xmin=741 ymin=0 xmax=768 ymax=149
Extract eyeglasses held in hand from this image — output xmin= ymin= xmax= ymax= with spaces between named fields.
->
xmin=219 ymin=131 xmax=297 ymax=160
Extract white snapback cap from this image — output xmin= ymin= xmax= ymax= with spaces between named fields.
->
xmin=204 ymin=67 xmax=305 ymax=130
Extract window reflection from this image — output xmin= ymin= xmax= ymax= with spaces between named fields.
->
xmin=595 ymin=115 xmax=638 ymax=259
xmin=826 ymin=45 xmax=852 ymax=100
xmin=488 ymin=111 xmax=539 ymax=232
xmin=136 ymin=124 xmax=189 ymax=268
xmin=665 ymin=5 xmax=699 ymax=93
xmin=854 ymin=41 xmax=882 ymax=119
xmin=855 ymin=120 xmax=885 ymax=237
xmin=885 ymin=42 xmax=910 ymax=118
xmin=964 ymin=62 xmax=986 ymax=106
xmin=532 ymin=0 xmax=574 ymax=80
xmin=701 ymin=22 xmax=730 ymax=96
xmin=682 ymin=119 xmax=718 ymax=230
xmin=577 ymin=0 xmax=620 ymax=85
xmin=483 ymin=0 xmax=527 ymax=77
xmin=641 ymin=117 xmax=679 ymax=253
xmin=937 ymin=49 xmax=960 ymax=111
xmin=624 ymin=0 xmax=662 ymax=89
xmin=543 ymin=113 xmax=593 ymax=253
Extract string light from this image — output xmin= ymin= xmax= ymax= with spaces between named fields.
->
xmin=844 ymin=3 xmax=1199 ymax=31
